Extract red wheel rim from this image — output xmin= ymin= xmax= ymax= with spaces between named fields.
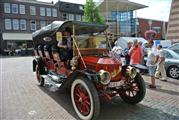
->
xmin=125 ymin=81 xmax=140 ymax=97
xmin=74 ymin=84 xmax=91 ymax=116
xmin=36 ymin=67 xmax=40 ymax=82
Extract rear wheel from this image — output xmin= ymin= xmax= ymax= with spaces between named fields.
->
xmin=71 ymin=77 xmax=100 ymax=120
xmin=167 ymin=66 xmax=179 ymax=79
xmin=36 ymin=65 xmax=44 ymax=86
xmin=120 ymin=73 xmax=146 ymax=104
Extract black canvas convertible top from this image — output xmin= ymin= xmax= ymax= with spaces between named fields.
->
xmin=32 ymin=21 xmax=108 ymax=46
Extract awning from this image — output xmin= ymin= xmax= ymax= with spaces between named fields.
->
xmin=97 ymin=0 xmax=147 ymax=12
xmin=2 ymin=33 xmax=32 ymax=41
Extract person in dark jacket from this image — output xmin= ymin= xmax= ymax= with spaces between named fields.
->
xmin=124 ymin=41 xmax=132 ymax=65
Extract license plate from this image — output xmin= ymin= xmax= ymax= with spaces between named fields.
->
xmin=108 ymin=80 xmax=124 ymax=88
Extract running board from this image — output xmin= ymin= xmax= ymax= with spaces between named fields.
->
xmin=41 ymin=74 xmax=62 ymax=88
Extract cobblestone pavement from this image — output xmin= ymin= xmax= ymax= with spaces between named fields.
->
xmin=0 ymin=57 xmax=179 ymax=120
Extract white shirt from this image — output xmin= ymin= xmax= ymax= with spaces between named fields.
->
xmin=146 ymin=46 xmax=158 ymax=66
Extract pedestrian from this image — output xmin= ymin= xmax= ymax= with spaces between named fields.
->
xmin=112 ymin=41 xmax=122 ymax=60
xmin=146 ymin=40 xmax=159 ymax=88
xmin=129 ymin=39 xmax=142 ymax=65
xmin=155 ymin=45 xmax=167 ymax=81
xmin=124 ymin=41 xmax=132 ymax=65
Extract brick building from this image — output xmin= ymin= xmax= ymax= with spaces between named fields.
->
xmin=0 ymin=0 xmax=59 ymax=50
xmin=167 ymin=0 xmax=179 ymax=43
xmin=55 ymin=1 xmax=84 ymax=21
xmin=135 ymin=18 xmax=168 ymax=40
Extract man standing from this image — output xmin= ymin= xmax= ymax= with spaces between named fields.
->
xmin=124 ymin=42 xmax=132 ymax=65
xmin=146 ymin=40 xmax=159 ymax=88
xmin=155 ymin=45 xmax=167 ymax=81
xmin=129 ymin=40 xmax=142 ymax=65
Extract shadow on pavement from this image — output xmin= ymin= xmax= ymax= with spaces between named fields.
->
xmin=38 ymin=84 xmax=179 ymax=120
xmin=98 ymin=97 xmax=179 ymax=120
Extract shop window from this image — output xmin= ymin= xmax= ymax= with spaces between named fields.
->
xmin=152 ymin=27 xmax=161 ymax=33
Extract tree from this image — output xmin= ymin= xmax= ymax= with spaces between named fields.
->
xmin=83 ymin=0 xmax=105 ymax=24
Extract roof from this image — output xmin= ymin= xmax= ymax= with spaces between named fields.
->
xmin=55 ymin=1 xmax=84 ymax=14
xmin=98 ymin=0 xmax=147 ymax=12
xmin=32 ymin=21 xmax=108 ymax=45
xmin=16 ymin=0 xmax=54 ymax=6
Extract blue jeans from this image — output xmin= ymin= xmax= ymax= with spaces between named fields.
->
xmin=148 ymin=66 xmax=156 ymax=76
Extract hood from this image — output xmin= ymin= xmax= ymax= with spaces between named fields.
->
xmin=82 ymin=56 xmax=123 ymax=81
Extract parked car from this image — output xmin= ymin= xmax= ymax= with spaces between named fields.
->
xmin=144 ymin=49 xmax=179 ymax=79
xmin=168 ymin=43 xmax=179 ymax=55
xmin=163 ymin=49 xmax=179 ymax=79
xmin=32 ymin=21 xmax=146 ymax=120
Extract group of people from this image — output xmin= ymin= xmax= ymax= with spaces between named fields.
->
xmin=121 ymin=39 xmax=167 ymax=89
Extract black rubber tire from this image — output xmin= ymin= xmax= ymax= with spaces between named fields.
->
xmin=167 ymin=66 xmax=179 ymax=79
xmin=36 ymin=65 xmax=44 ymax=86
xmin=120 ymin=73 xmax=146 ymax=104
xmin=71 ymin=76 xmax=100 ymax=120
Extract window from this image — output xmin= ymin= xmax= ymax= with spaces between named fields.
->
xmin=12 ymin=4 xmax=18 ymax=14
xmin=4 ymin=3 xmax=10 ymax=13
xmin=20 ymin=19 xmax=26 ymax=30
xmin=52 ymin=8 xmax=57 ymax=17
xmin=76 ymin=15 xmax=81 ymax=21
xmin=79 ymin=5 xmax=83 ymax=10
xmin=30 ymin=6 xmax=36 ymax=15
xmin=62 ymin=13 xmax=67 ymax=20
xmin=164 ymin=51 xmax=173 ymax=58
xmin=40 ymin=7 xmax=45 ymax=16
xmin=19 ymin=4 xmax=25 ymax=14
xmin=152 ymin=27 xmax=161 ymax=33
xmin=5 ymin=19 xmax=11 ymax=30
xmin=46 ymin=8 xmax=51 ymax=16
xmin=40 ymin=21 xmax=46 ymax=28
xmin=30 ymin=20 xmax=36 ymax=31
xmin=68 ymin=14 xmax=74 ymax=20
xmin=13 ymin=19 xmax=19 ymax=30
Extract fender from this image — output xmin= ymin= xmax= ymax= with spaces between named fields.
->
xmin=61 ymin=70 xmax=100 ymax=91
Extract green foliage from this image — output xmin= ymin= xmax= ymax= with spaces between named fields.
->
xmin=84 ymin=0 xmax=105 ymax=24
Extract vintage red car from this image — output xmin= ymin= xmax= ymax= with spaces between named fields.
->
xmin=32 ymin=21 xmax=146 ymax=120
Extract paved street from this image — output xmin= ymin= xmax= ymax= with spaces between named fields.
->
xmin=0 ymin=57 xmax=179 ymax=120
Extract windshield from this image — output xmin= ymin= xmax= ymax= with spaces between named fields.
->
xmin=164 ymin=49 xmax=179 ymax=59
xmin=76 ymin=35 xmax=107 ymax=49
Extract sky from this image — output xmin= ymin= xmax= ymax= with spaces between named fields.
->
xmin=39 ymin=0 xmax=172 ymax=21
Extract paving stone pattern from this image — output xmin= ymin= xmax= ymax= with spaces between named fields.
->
xmin=0 ymin=57 xmax=179 ymax=120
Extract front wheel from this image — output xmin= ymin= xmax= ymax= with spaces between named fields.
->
xmin=71 ymin=77 xmax=100 ymax=120
xmin=120 ymin=73 xmax=146 ymax=104
xmin=35 ymin=65 xmax=44 ymax=86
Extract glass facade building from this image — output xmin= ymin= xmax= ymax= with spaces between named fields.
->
xmin=110 ymin=11 xmax=136 ymax=36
